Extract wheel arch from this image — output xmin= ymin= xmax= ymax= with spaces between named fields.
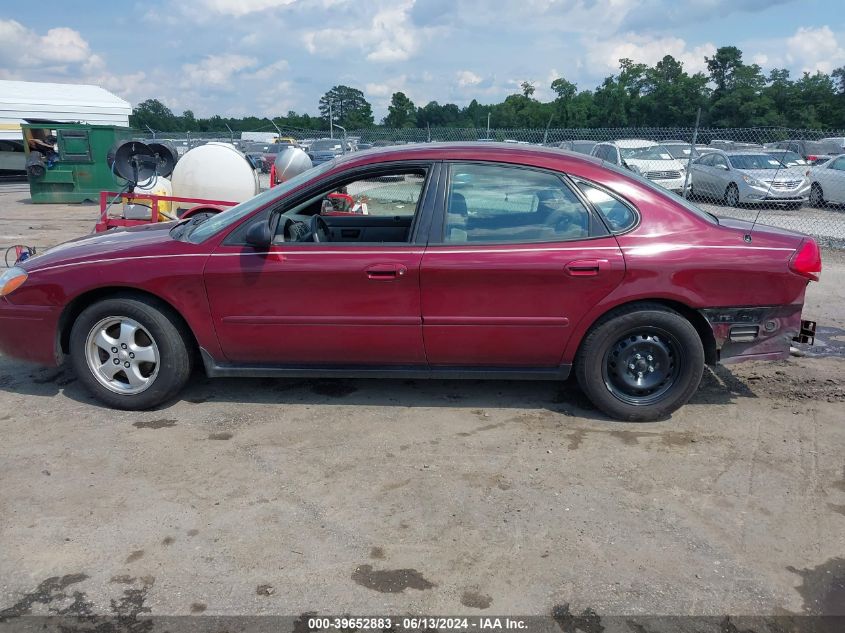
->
xmin=57 ymin=286 xmax=200 ymax=359
xmin=570 ymin=298 xmax=718 ymax=366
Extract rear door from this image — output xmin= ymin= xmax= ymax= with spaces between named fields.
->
xmin=819 ymin=156 xmax=845 ymax=204
xmin=419 ymin=162 xmax=625 ymax=368
xmin=203 ymin=162 xmax=438 ymax=365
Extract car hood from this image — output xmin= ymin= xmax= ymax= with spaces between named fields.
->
xmin=20 ymin=221 xmax=181 ymax=273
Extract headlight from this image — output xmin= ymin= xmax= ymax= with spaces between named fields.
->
xmin=742 ymin=174 xmax=765 ymax=187
xmin=0 ymin=267 xmax=28 ymax=297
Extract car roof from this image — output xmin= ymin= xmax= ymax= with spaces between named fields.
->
xmin=333 ymin=141 xmax=603 ymax=167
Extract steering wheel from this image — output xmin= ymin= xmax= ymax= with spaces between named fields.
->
xmin=310 ymin=214 xmax=331 ymax=242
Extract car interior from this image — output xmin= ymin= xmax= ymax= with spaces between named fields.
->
xmin=270 ymin=169 xmax=426 ymax=244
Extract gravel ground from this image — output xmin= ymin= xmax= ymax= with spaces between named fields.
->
xmin=0 ymin=184 xmax=843 ymax=625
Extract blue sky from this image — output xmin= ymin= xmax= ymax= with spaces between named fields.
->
xmin=1 ymin=0 xmax=843 ymax=120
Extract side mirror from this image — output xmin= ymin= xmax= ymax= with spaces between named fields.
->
xmin=245 ymin=219 xmax=272 ymax=249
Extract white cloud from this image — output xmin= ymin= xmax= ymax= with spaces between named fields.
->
xmin=196 ymin=0 xmax=297 ymax=17
xmin=0 ymin=19 xmax=95 ymax=70
xmin=584 ymin=33 xmax=716 ymax=76
xmin=456 ymin=70 xmax=482 ymax=87
xmin=785 ymin=26 xmax=845 ymax=75
xmin=246 ymin=59 xmax=290 ymax=81
xmin=181 ymin=54 xmax=258 ymax=88
xmin=302 ymin=1 xmax=437 ymax=63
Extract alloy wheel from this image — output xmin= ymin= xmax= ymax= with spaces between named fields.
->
xmin=85 ymin=316 xmax=160 ymax=394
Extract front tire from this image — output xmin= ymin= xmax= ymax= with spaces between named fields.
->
xmin=69 ymin=295 xmax=192 ymax=410
xmin=575 ymin=304 xmax=704 ymax=421
xmin=809 ymin=183 xmax=824 ymax=208
xmin=724 ymin=183 xmax=740 ymax=207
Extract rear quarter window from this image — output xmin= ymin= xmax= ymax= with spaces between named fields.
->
xmin=574 ymin=180 xmax=638 ymax=233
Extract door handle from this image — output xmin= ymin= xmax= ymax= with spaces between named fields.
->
xmin=564 ymin=259 xmax=609 ymax=276
xmin=366 ymin=264 xmax=407 ymax=280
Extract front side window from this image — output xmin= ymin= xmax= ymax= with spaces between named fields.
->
xmin=443 ymin=163 xmax=597 ymax=244
xmin=830 ymin=157 xmax=845 ymax=171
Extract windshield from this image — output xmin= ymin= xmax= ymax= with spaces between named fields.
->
xmin=311 ymin=140 xmax=340 ymax=151
xmin=186 ymin=160 xmax=336 ymax=243
xmin=770 ymin=151 xmax=806 ymax=166
xmin=664 ymin=145 xmax=697 ymax=159
xmin=728 ymin=154 xmax=784 ymax=170
xmin=620 ymin=145 xmax=674 ymax=161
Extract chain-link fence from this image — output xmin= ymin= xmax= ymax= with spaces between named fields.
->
xmin=135 ymin=126 xmax=845 ymax=247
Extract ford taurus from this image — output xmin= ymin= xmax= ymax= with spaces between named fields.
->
xmin=0 ymin=143 xmax=821 ymax=421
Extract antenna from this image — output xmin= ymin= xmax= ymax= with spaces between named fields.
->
xmin=743 ymin=146 xmax=788 ymax=243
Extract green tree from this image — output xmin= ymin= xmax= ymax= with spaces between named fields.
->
xmin=129 ymin=99 xmax=179 ymax=132
xmin=318 ymin=85 xmax=374 ymax=128
xmin=384 ymin=92 xmax=417 ymax=127
xmin=520 ymin=81 xmax=536 ymax=97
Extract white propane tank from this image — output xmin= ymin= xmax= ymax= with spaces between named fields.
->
xmin=133 ymin=175 xmax=173 ymax=218
xmin=170 ymin=142 xmax=259 ymax=209
xmin=274 ymin=146 xmax=312 ymax=184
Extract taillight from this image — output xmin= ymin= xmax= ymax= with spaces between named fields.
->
xmin=807 ymin=155 xmax=818 ymax=163
xmin=789 ymin=239 xmax=822 ymax=281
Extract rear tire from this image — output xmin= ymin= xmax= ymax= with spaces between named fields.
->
xmin=69 ymin=295 xmax=192 ymax=410
xmin=575 ymin=304 xmax=704 ymax=422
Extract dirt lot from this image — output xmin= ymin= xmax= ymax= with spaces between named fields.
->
xmin=0 ymin=184 xmax=843 ymax=625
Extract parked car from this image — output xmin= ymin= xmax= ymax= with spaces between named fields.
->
xmin=820 ymin=137 xmax=845 ymax=153
xmin=661 ymin=141 xmax=700 ymax=161
xmin=550 ymin=140 xmax=597 ymax=155
xmin=808 ymin=153 xmax=845 ymax=206
xmin=764 ymin=140 xmax=839 ymax=165
xmin=690 ymin=150 xmax=810 ymax=207
xmin=591 ymin=140 xmax=688 ymax=193
xmin=307 ymin=138 xmax=355 ymax=165
xmin=243 ymin=142 xmax=271 ymax=173
xmin=0 ymin=143 xmax=821 ymax=421
xmin=764 ymin=150 xmax=808 ymax=168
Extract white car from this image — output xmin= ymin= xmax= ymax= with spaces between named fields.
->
xmin=808 ymin=154 xmax=845 ymax=206
xmin=591 ymin=139 xmax=688 ymax=193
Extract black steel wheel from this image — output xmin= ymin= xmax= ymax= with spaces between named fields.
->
xmin=575 ymin=303 xmax=705 ymax=421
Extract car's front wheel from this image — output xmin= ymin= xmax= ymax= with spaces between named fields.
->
xmin=575 ymin=304 xmax=704 ymax=421
xmin=809 ymin=183 xmax=824 ymax=208
xmin=69 ymin=295 xmax=192 ymax=409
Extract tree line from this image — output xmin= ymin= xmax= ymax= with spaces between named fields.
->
xmin=129 ymin=46 xmax=845 ymax=133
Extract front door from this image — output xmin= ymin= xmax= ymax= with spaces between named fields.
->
xmin=420 ymin=162 xmax=625 ymax=367
xmin=203 ymin=163 xmax=437 ymax=365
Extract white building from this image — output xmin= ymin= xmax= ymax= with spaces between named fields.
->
xmin=0 ymin=80 xmax=131 ymax=141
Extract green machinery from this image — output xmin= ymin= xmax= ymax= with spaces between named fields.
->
xmin=22 ymin=122 xmax=133 ymax=203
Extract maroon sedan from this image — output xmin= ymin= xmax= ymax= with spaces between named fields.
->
xmin=0 ymin=144 xmax=821 ymax=420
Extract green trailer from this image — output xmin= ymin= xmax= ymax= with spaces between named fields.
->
xmin=22 ymin=122 xmax=133 ymax=203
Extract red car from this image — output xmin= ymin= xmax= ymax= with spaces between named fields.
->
xmin=0 ymin=144 xmax=821 ymax=420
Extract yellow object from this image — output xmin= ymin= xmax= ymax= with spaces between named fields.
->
xmin=0 ymin=270 xmax=28 ymax=297
xmin=134 ymin=176 xmax=173 ymax=218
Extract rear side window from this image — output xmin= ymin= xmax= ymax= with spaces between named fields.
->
xmin=575 ymin=180 xmax=638 ymax=233
xmin=444 ymin=163 xmax=602 ymax=244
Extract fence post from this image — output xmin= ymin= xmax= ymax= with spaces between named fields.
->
xmin=682 ymin=108 xmax=701 ymax=199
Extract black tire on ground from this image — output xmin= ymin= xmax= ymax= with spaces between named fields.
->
xmin=809 ymin=183 xmax=824 ymax=208
xmin=69 ymin=295 xmax=193 ymax=410
xmin=724 ymin=183 xmax=740 ymax=207
xmin=575 ymin=303 xmax=705 ymax=422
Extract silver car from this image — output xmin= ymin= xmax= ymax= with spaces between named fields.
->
xmin=690 ymin=150 xmax=810 ymax=207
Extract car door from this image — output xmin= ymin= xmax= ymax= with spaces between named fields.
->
xmin=822 ymin=156 xmax=845 ymax=203
xmin=202 ymin=162 xmax=438 ymax=365
xmin=419 ymin=161 xmax=625 ymax=368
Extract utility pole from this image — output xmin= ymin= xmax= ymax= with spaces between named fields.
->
xmin=333 ymin=123 xmax=347 ymax=155
xmin=682 ymin=107 xmax=702 ymax=199
xmin=486 ymin=112 xmax=491 ymax=140
xmin=329 ymin=102 xmax=333 ymax=139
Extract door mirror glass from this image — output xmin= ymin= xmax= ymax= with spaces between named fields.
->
xmin=245 ymin=219 xmax=272 ymax=249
